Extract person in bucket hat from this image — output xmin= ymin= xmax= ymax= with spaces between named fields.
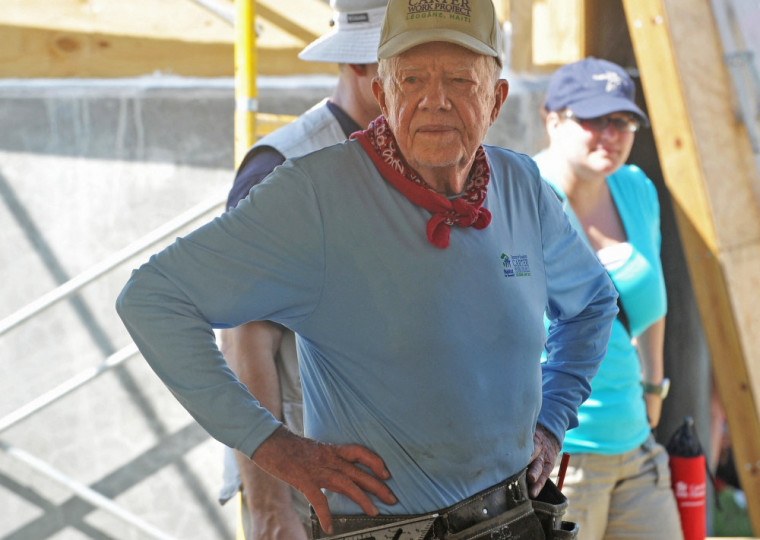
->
xmin=534 ymin=57 xmax=683 ymax=539
xmin=219 ymin=2 xmax=385 ymax=539
xmin=298 ymin=0 xmax=385 ymax=64
xmin=117 ymin=2 xmax=618 ymax=538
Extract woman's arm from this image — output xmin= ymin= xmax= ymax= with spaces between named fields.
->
xmin=634 ymin=316 xmax=667 ymax=428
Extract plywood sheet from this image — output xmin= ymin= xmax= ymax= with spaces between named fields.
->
xmin=622 ymin=0 xmax=760 ymax=530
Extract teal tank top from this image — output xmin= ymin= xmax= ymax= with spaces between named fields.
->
xmin=537 ymin=159 xmax=667 ymax=454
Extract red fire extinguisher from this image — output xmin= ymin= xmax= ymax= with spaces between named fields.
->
xmin=666 ymin=416 xmax=707 ymax=540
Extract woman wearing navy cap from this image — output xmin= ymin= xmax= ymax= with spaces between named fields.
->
xmin=534 ymin=57 xmax=684 ymax=540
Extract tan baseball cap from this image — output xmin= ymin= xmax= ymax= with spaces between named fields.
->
xmin=377 ymin=0 xmax=502 ymax=65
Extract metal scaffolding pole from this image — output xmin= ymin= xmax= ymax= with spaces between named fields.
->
xmin=235 ymin=0 xmax=258 ymax=169
xmin=0 ymin=195 xmax=225 ymax=337
xmin=710 ymin=0 xmax=760 ymax=206
xmin=0 ymin=344 xmax=139 ymax=434
xmin=0 ymin=441 xmax=177 ymax=540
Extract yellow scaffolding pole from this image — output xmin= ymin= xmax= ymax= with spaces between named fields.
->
xmin=233 ymin=0 xmax=298 ymax=170
xmin=235 ymin=0 xmax=258 ymax=169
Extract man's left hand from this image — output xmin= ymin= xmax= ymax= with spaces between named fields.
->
xmin=527 ymin=424 xmax=561 ymax=498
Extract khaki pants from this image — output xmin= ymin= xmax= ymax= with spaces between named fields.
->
xmin=233 ymin=330 xmax=311 ymax=539
xmin=552 ymin=435 xmax=683 ymax=540
xmin=238 ymin=490 xmax=311 ymax=540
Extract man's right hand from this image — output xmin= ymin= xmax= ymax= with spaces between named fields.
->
xmin=251 ymin=426 xmax=398 ymax=535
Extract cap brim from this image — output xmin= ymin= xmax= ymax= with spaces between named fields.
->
xmin=298 ymin=26 xmax=382 ymax=64
xmin=569 ymin=96 xmax=650 ymax=126
xmin=377 ymin=29 xmax=499 ymax=61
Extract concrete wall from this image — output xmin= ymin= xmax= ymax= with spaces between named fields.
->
xmin=0 ymin=77 xmax=239 ymax=540
xmin=0 ymin=73 xmax=549 ymax=540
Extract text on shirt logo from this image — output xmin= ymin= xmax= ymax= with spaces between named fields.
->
xmin=501 ymin=254 xmax=531 ymax=277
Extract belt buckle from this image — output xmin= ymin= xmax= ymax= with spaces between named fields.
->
xmin=325 ymin=514 xmax=438 ymax=540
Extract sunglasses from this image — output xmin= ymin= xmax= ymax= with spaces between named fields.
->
xmin=561 ymin=110 xmax=641 ymax=133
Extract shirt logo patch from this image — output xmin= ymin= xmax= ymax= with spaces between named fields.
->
xmin=501 ymin=253 xmax=531 ymax=277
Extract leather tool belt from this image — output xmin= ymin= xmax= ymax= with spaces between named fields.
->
xmin=311 ymin=468 xmax=577 ymax=539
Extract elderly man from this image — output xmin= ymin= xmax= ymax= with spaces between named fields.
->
xmin=116 ymin=1 xmax=618 ymax=538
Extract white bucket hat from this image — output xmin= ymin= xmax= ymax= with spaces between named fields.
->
xmin=298 ymin=0 xmax=387 ymax=64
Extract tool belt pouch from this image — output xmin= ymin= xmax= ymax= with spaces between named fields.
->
xmin=530 ymin=479 xmax=579 ymax=539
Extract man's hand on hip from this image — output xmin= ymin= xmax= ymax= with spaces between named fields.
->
xmin=528 ymin=424 xmax=561 ymax=498
xmin=251 ymin=426 xmax=397 ymax=535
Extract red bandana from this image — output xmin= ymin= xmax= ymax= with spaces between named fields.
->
xmin=351 ymin=116 xmax=491 ymax=249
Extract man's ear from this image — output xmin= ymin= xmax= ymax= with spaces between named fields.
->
xmin=371 ymin=77 xmax=387 ymax=115
xmin=545 ymin=110 xmax=562 ymax=132
xmin=348 ymin=63 xmax=368 ymax=77
xmin=490 ymin=79 xmax=509 ymax=124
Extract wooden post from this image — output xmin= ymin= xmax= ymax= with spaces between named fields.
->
xmin=622 ymin=0 xmax=760 ymax=531
xmin=507 ymin=0 xmax=534 ymax=72
xmin=505 ymin=0 xmax=586 ymax=72
xmin=530 ymin=0 xmax=584 ymax=68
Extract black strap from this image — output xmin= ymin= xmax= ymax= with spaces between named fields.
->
xmin=615 ymin=293 xmax=631 ymax=336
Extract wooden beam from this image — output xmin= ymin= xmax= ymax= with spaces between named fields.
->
xmin=507 ymin=0 xmax=533 ymax=72
xmin=0 ymin=0 xmax=335 ymax=77
xmin=531 ymin=0 xmax=584 ymax=69
xmin=255 ymin=0 xmax=330 ymax=45
xmin=505 ymin=0 xmax=585 ymax=73
xmin=0 ymin=0 xmax=235 ymax=41
xmin=622 ymin=0 xmax=760 ymax=531
xmin=0 ymin=24 xmax=235 ymax=78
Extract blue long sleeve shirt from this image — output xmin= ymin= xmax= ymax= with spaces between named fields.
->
xmin=116 ymin=141 xmax=617 ymax=515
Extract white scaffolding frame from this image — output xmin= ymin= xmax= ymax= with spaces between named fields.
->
xmin=710 ymin=0 xmax=760 ymax=205
xmin=0 ymin=194 xmax=225 ymax=539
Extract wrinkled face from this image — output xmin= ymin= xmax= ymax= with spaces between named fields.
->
xmin=548 ymin=110 xmax=636 ymax=179
xmin=373 ymin=42 xmax=507 ymax=184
